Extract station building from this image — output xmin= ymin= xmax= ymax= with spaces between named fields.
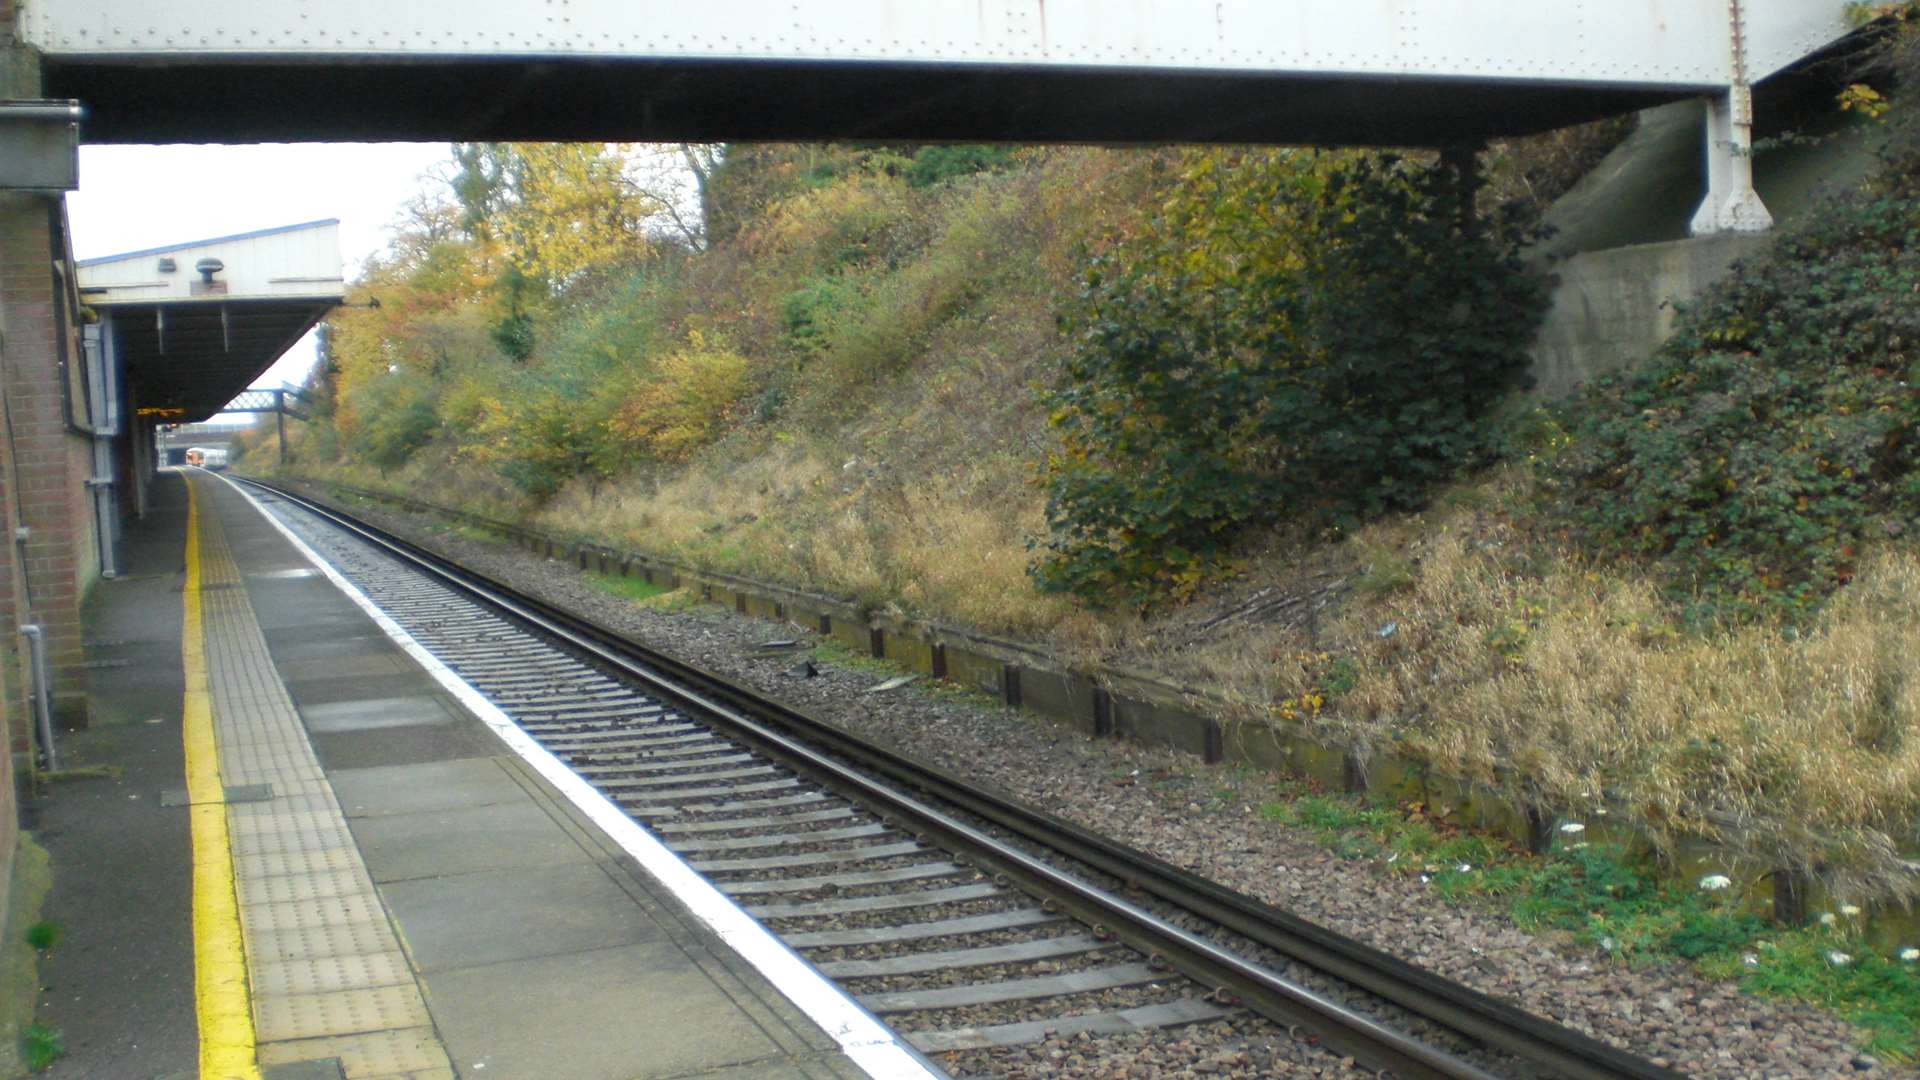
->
xmin=0 ymin=98 xmax=341 ymax=915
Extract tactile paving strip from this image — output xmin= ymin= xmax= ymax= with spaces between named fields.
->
xmin=255 ymin=1026 xmax=453 ymax=1078
xmin=255 ymin=983 xmax=433 ymax=1043
xmin=252 ymin=950 xmax=413 ymax=997
xmin=191 ymin=477 xmax=454 ymax=1078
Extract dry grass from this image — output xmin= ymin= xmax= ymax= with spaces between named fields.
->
xmin=275 ymin=140 xmax=1920 ymax=899
xmin=1101 ymin=465 xmax=1920 ymax=899
xmin=1357 ymin=537 xmax=1920 ymax=898
xmin=532 ymin=443 xmax=1091 ymax=638
xmin=300 ymin=436 xmax=1920 ymax=896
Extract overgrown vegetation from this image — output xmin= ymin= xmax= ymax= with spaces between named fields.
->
xmin=252 ymin=40 xmax=1920 ymax=915
xmin=1034 ymin=151 xmax=1547 ymax=605
xmin=1547 ymin=145 xmax=1920 ymax=627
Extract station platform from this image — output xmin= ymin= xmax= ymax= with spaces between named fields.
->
xmin=32 ymin=471 xmax=902 ymax=1080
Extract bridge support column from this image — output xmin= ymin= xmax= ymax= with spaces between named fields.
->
xmin=1689 ymin=88 xmax=1772 ymax=236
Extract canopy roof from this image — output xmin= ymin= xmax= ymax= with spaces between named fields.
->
xmin=77 ymin=219 xmax=343 ymax=421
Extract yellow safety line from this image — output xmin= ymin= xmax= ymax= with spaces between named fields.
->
xmin=183 ymin=477 xmax=262 ymax=1080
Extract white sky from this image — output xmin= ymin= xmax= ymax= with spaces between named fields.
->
xmin=64 ymin=142 xmax=451 ymax=419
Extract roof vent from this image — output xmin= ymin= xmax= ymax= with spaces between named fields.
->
xmin=157 ymin=256 xmax=176 ymax=273
xmin=190 ymin=257 xmax=228 ymax=297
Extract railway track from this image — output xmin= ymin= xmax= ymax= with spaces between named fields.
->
xmin=232 ymin=475 xmax=1680 ymax=1080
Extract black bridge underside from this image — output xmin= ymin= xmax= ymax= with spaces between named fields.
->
xmin=49 ymin=57 xmax=1696 ymax=146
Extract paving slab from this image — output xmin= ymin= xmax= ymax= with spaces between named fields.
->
xmin=681 ymin=1058 xmax=868 ymax=1080
xmin=269 ymin=629 xmax=410 ymax=662
xmin=261 ymin=1059 xmax=346 ymax=1080
xmin=380 ymin=861 xmax=663 ymax=972
xmin=349 ymin=799 xmax=598 ymax=882
xmin=289 ymin=673 xmax=458 ymax=708
xmin=425 ymin=941 xmax=794 ymax=1080
xmin=330 ymin=759 xmax=525 ymax=818
xmin=255 ymin=1027 xmax=450 ymax=1077
xmin=301 ymin=696 xmax=458 ymax=733
xmin=274 ymin=653 xmax=411 ymax=684
xmin=307 ymin=721 xmax=501 ymax=772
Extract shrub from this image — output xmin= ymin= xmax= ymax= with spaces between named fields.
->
xmin=780 ymin=274 xmax=864 ymax=355
xmin=1547 ymin=159 xmax=1920 ymax=625
xmin=347 ymin=372 xmax=439 ymax=471
xmin=747 ymin=177 xmax=918 ymax=275
xmin=607 ymin=331 xmax=752 ymax=461
xmin=1033 ymin=150 xmax=1548 ymax=605
xmin=906 ymin=145 xmax=1016 ymax=188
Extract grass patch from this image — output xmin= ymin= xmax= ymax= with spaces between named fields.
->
xmin=808 ymin=638 xmax=899 ymax=679
xmin=582 ymin=570 xmax=673 ymax=604
xmin=445 ymin=522 xmax=501 ymax=546
xmin=20 ymin=1023 xmax=61 ymax=1072
xmin=1259 ymin=785 xmax=1920 ymax=1060
xmin=1711 ymin=933 xmax=1920 ymax=1060
xmin=633 ymin=586 xmax=717 ymax=614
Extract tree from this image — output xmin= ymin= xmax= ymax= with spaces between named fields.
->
xmin=1033 ymin=150 xmax=1548 ymax=605
xmin=611 ymin=144 xmax=726 ymax=251
xmin=450 ymin=142 xmax=660 ymax=288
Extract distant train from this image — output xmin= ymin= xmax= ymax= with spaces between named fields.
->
xmin=184 ymin=446 xmax=229 ymax=471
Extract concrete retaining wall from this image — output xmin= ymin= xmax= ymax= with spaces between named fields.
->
xmin=1527 ymin=232 xmax=1765 ymax=400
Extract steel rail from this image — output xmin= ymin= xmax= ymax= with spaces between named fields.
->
xmin=241 ymin=476 xmax=1679 ymax=1080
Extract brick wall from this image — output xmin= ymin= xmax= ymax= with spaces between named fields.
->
xmin=0 ymin=0 xmax=52 ymax=930
xmin=0 ymin=352 xmax=21 ymax=917
xmin=0 ymin=198 xmax=93 ymax=728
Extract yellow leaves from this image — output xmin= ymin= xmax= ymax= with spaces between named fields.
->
xmin=607 ymin=331 xmax=752 ymax=461
xmin=1845 ymin=0 xmax=1917 ymax=27
xmin=747 ymin=177 xmax=910 ymax=272
xmin=1273 ymin=689 xmax=1326 ymax=724
xmin=1838 ymin=82 xmax=1892 ymax=120
xmin=492 ymin=143 xmax=656 ymax=287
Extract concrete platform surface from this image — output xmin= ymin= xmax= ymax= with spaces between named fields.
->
xmin=33 ymin=470 xmax=891 ymax=1080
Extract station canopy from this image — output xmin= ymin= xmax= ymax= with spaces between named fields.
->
xmin=76 ymin=219 xmax=343 ymax=421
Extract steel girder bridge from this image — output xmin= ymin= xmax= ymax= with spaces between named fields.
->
xmin=14 ymin=1 xmax=1868 ymax=234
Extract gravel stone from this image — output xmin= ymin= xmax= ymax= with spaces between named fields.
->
xmin=299 ymin=485 xmax=1906 ymax=1080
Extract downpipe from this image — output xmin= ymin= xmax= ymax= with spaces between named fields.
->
xmin=82 ymin=324 xmax=120 ymax=579
xmin=18 ymin=625 xmax=56 ymax=773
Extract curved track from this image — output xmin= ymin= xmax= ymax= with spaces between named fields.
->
xmin=234 ymin=475 xmax=1680 ymax=1080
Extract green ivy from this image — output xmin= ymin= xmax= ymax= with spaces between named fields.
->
xmin=1033 ymin=150 xmax=1547 ymax=605
xmin=780 ymin=274 xmax=863 ymax=355
xmin=1546 ymin=160 xmax=1920 ymax=626
xmin=906 ymin=145 xmax=1016 ymax=188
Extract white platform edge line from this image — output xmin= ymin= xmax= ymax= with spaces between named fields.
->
xmin=215 ymin=474 xmax=944 ymax=1080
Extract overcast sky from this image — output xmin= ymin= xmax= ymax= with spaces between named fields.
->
xmin=64 ymin=142 xmax=451 ymax=403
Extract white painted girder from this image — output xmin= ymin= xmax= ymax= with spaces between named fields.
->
xmin=21 ymin=0 xmax=1850 ymax=91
